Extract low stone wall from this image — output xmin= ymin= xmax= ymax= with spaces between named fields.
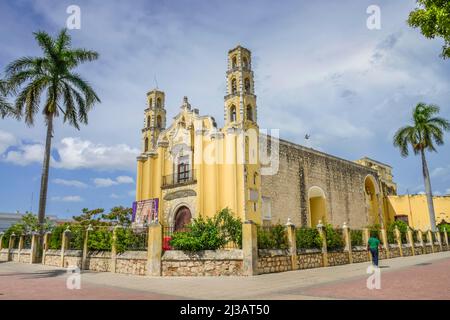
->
xmin=0 ymin=249 xmax=9 ymax=261
xmin=297 ymin=249 xmax=323 ymax=269
xmin=10 ymin=249 xmax=19 ymax=262
xmin=62 ymin=250 xmax=82 ymax=268
xmin=402 ymin=245 xmax=413 ymax=257
xmin=43 ymin=249 xmax=62 ymax=267
xmin=389 ymin=245 xmax=401 ymax=258
xmin=258 ymin=249 xmax=292 ymax=274
xmin=414 ymin=244 xmax=424 ymax=255
xmin=85 ymin=251 xmax=112 ymax=272
xmin=162 ymin=250 xmax=243 ymax=276
xmin=115 ymin=251 xmax=147 ymax=275
xmin=328 ymin=251 xmax=349 ymax=266
xmin=18 ymin=249 xmax=31 ymax=263
xmin=425 ymin=245 xmax=433 ymax=254
xmin=351 ymin=247 xmax=370 ymax=263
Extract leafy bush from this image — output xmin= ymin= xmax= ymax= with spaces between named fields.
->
xmin=387 ymin=229 xmax=396 ymax=244
xmin=215 ymin=208 xmax=242 ymax=248
xmin=350 ymin=229 xmax=363 ymax=246
xmin=324 ymin=224 xmax=344 ymax=250
xmin=48 ymin=224 xmax=67 ymax=249
xmin=87 ymin=228 xmax=112 ymax=251
xmin=257 ymin=224 xmax=288 ymax=250
xmin=115 ymin=227 xmax=147 ymax=253
xmin=296 ymin=227 xmax=322 ymax=249
xmin=367 ymin=224 xmax=381 ymax=238
xmin=67 ymin=224 xmax=85 ymax=250
xmin=387 ymin=220 xmax=409 ymax=243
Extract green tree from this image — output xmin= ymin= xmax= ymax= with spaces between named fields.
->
xmin=4 ymin=29 xmax=100 ymax=232
xmin=408 ymin=0 xmax=450 ymax=59
xmin=101 ymin=206 xmax=133 ymax=226
xmin=72 ymin=208 xmax=105 ymax=226
xmin=393 ymin=103 xmax=450 ymax=231
xmin=0 ymin=79 xmax=14 ymax=118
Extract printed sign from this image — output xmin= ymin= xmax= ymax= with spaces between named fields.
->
xmin=132 ymin=198 xmax=159 ymax=225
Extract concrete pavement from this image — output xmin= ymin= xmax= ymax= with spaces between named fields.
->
xmin=1 ymin=251 xmax=449 ymax=299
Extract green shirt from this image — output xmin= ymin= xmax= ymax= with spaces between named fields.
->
xmin=368 ymin=237 xmax=380 ymax=250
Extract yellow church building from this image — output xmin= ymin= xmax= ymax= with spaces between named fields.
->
xmin=134 ymin=45 xmax=449 ymax=232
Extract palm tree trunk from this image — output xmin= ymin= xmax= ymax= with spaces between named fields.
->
xmin=420 ymin=148 xmax=437 ymax=232
xmin=37 ymin=114 xmax=54 ymax=233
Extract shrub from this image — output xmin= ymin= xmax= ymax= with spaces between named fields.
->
xmin=387 ymin=220 xmax=409 ymax=243
xmin=257 ymin=224 xmax=288 ymax=250
xmin=67 ymin=224 xmax=85 ymax=250
xmin=324 ymin=224 xmax=344 ymax=250
xmin=115 ymin=227 xmax=147 ymax=253
xmin=87 ymin=228 xmax=112 ymax=251
xmin=296 ymin=227 xmax=322 ymax=249
xmin=215 ymin=208 xmax=242 ymax=248
xmin=350 ymin=229 xmax=363 ymax=247
xmin=48 ymin=224 xmax=67 ymax=249
xmin=170 ymin=216 xmax=227 ymax=251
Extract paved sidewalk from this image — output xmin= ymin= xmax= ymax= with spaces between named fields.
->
xmin=1 ymin=251 xmax=449 ymax=299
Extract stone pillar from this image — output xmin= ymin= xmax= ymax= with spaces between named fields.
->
xmin=30 ymin=233 xmax=40 ymax=263
xmin=242 ymin=220 xmax=258 ymax=276
xmin=0 ymin=232 xmax=4 ymax=250
xmin=42 ymin=232 xmax=50 ymax=265
xmin=147 ymin=223 xmax=162 ymax=276
xmin=18 ymin=235 xmax=24 ymax=261
xmin=427 ymin=230 xmax=434 ymax=253
xmin=111 ymin=225 xmax=120 ymax=273
xmin=285 ymin=219 xmax=298 ymax=270
xmin=7 ymin=233 xmax=15 ymax=262
xmin=407 ymin=228 xmax=415 ymax=256
xmin=317 ymin=221 xmax=328 ymax=267
xmin=394 ymin=226 xmax=403 ymax=257
xmin=436 ymin=231 xmax=443 ymax=252
xmin=61 ymin=227 xmax=70 ymax=268
xmin=82 ymin=225 xmax=92 ymax=270
xmin=443 ymin=227 xmax=449 ymax=250
xmin=363 ymin=228 xmax=371 ymax=261
xmin=380 ymin=227 xmax=390 ymax=259
xmin=342 ymin=222 xmax=352 ymax=264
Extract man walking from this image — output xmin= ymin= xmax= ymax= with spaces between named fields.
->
xmin=367 ymin=232 xmax=382 ymax=267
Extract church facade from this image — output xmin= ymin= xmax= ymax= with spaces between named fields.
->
xmin=135 ymin=45 xmax=397 ymax=231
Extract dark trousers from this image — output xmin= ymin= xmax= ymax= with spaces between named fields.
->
xmin=369 ymin=248 xmax=379 ymax=266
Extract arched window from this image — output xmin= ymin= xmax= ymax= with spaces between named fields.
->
xmin=232 ymin=56 xmax=237 ymax=68
xmin=157 ymin=115 xmax=162 ymax=128
xmin=231 ymin=78 xmax=237 ymax=94
xmin=147 ymin=116 xmax=151 ymax=128
xmin=144 ymin=137 xmax=149 ymax=152
xmin=230 ymin=105 xmax=237 ymax=122
xmin=243 ymin=57 xmax=249 ymax=68
xmin=246 ymin=105 xmax=253 ymax=121
xmin=244 ymin=78 xmax=250 ymax=93
xmin=149 ymin=98 xmax=153 ymax=107
xmin=157 ymin=98 xmax=161 ymax=108
xmin=253 ymin=172 xmax=257 ymax=185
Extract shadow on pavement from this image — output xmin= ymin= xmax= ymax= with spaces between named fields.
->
xmin=0 ymin=269 xmax=67 ymax=279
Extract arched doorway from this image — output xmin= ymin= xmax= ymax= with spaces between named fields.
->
xmin=308 ymin=186 xmax=327 ymax=227
xmin=364 ymin=175 xmax=379 ymax=225
xmin=174 ymin=206 xmax=192 ymax=231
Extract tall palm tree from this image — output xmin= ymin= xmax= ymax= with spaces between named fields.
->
xmin=393 ymin=103 xmax=449 ymax=231
xmin=0 ymin=79 xmax=13 ymax=118
xmin=5 ymin=29 xmax=101 ymax=231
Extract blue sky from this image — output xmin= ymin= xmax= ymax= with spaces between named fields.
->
xmin=0 ymin=0 xmax=449 ymax=219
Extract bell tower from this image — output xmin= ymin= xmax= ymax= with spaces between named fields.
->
xmin=142 ymin=89 xmax=166 ymax=153
xmin=224 ymin=45 xmax=257 ymax=127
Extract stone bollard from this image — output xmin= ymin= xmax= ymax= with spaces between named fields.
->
xmin=342 ymin=222 xmax=352 ymax=264
xmin=427 ymin=230 xmax=434 ymax=253
xmin=363 ymin=228 xmax=371 ymax=261
xmin=407 ymin=228 xmax=415 ymax=256
xmin=317 ymin=220 xmax=328 ymax=267
xmin=243 ymin=220 xmax=258 ymax=276
xmin=394 ymin=226 xmax=403 ymax=257
xmin=147 ymin=223 xmax=162 ymax=276
xmin=30 ymin=232 xmax=40 ymax=263
xmin=0 ymin=232 xmax=4 ymax=251
xmin=82 ymin=224 xmax=93 ymax=270
xmin=380 ymin=227 xmax=390 ymax=259
xmin=111 ymin=225 xmax=121 ymax=273
xmin=18 ymin=235 xmax=24 ymax=262
xmin=443 ymin=227 xmax=449 ymax=250
xmin=8 ymin=233 xmax=16 ymax=261
xmin=42 ymin=232 xmax=51 ymax=265
xmin=285 ymin=218 xmax=298 ymax=270
xmin=61 ymin=227 xmax=71 ymax=267
xmin=436 ymin=231 xmax=443 ymax=252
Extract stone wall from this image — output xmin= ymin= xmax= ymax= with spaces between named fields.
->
xmin=351 ymin=248 xmax=370 ymax=263
xmin=257 ymin=249 xmax=292 ymax=274
xmin=62 ymin=250 xmax=82 ymax=268
xmin=162 ymin=250 xmax=243 ymax=276
xmin=328 ymin=251 xmax=350 ymax=266
xmin=115 ymin=251 xmax=147 ymax=275
xmin=10 ymin=249 xmax=19 ymax=262
xmin=0 ymin=249 xmax=9 ymax=261
xmin=389 ymin=245 xmax=401 ymax=258
xmin=85 ymin=251 xmax=112 ymax=272
xmin=402 ymin=245 xmax=413 ymax=257
xmin=297 ymin=250 xmax=323 ymax=269
xmin=425 ymin=245 xmax=433 ymax=254
xmin=43 ymin=249 xmax=61 ymax=267
xmin=18 ymin=249 xmax=31 ymax=263
xmin=261 ymin=138 xmax=379 ymax=228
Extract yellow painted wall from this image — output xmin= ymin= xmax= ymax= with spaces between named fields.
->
xmin=387 ymin=195 xmax=450 ymax=230
xmin=309 ymin=197 xmax=326 ymax=227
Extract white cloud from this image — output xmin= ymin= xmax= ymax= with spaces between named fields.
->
xmin=53 ymin=178 xmax=88 ymax=188
xmin=53 ymin=138 xmax=139 ymax=171
xmin=446 ymin=189 xmax=450 ymax=195
xmin=431 ymin=166 xmax=450 ymax=178
xmin=110 ymin=193 xmax=121 ymax=199
xmin=94 ymin=175 xmax=134 ymax=187
xmin=3 ymin=143 xmax=45 ymax=166
xmin=51 ymin=195 xmax=83 ymax=202
xmin=0 ymin=130 xmax=16 ymax=154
